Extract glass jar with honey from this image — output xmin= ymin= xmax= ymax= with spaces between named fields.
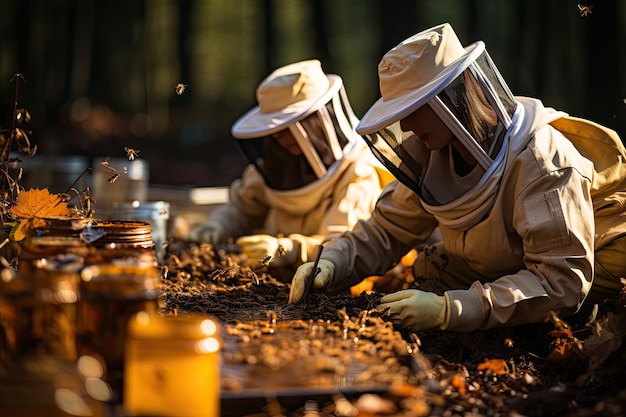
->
xmin=124 ymin=311 xmax=221 ymax=417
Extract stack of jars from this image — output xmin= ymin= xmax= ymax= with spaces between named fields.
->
xmin=0 ymin=217 xmax=162 ymax=415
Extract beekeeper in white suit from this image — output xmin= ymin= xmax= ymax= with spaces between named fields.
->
xmin=289 ymin=23 xmax=626 ymax=332
xmin=189 ymin=60 xmax=391 ymax=278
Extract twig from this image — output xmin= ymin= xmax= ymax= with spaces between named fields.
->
xmin=300 ymin=244 xmax=324 ymax=305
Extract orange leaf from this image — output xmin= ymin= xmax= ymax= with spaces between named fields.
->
xmin=451 ymin=373 xmax=467 ymax=395
xmin=11 ymin=219 xmax=31 ymax=241
xmin=477 ymin=358 xmax=509 ymax=375
xmin=9 ymin=188 xmax=72 ymax=220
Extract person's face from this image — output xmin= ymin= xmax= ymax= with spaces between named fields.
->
xmin=272 ymin=129 xmax=302 ymax=155
xmin=399 ymin=104 xmax=455 ymax=150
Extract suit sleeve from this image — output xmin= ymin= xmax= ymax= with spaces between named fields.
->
xmin=323 ymin=181 xmax=439 ymax=292
xmin=446 ymin=165 xmax=595 ymax=331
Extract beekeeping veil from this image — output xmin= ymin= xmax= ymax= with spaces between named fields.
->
xmin=356 ymin=23 xmax=519 ymax=222
xmin=231 ymin=60 xmax=362 ymax=190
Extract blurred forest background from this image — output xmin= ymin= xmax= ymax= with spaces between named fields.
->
xmin=0 ymin=0 xmax=624 ymax=187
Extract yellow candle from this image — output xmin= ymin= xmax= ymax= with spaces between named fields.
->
xmin=124 ymin=311 xmax=221 ymax=417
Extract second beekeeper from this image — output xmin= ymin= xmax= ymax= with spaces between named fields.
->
xmin=188 ymin=60 xmax=391 ymax=278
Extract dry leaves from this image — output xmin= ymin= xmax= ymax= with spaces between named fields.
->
xmin=578 ymin=312 xmax=626 ymax=384
xmin=477 ymin=358 xmax=510 ymax=375
xmin=9 ymin=188 xmax=72 ymax=241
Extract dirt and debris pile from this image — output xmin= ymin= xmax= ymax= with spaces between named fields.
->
xmin=160 ymin=241 xmax=626 ymax=417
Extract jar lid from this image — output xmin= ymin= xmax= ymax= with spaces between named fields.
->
xmin=127 ymin=311 xmax=221 ymax=343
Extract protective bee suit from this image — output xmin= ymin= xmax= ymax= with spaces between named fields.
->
xmin=288 ymin=24 xmax=626 ymax=332
xmin=189 ymin=60 xmax=390 ymax=275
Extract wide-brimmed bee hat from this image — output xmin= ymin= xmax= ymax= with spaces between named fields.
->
xmin=356 ymin=23 xmax=484 ymax=135
xmin=231 ymin=60 xmax=342 ymax=138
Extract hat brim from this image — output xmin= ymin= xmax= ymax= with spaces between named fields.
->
xmin=231 ymin=74 xmax=343 ymax=139
xmin=356 ymin=41 xmax=485 ymax=135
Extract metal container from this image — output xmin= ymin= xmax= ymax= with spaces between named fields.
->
xmin=14 ymin=154 xmax=90 ymax=195
xmin=36 ymin=218 xmax=155 ymax=249
xmin=124 ymin=311 xmax=221 ymax=417
xmin=90 ymin=158 xmax=149 ymax=217
xmin=113 ymin=201 xmax=170 ymax=263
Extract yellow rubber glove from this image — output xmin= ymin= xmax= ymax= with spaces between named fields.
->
xmin=236 ymin=234 xmax=299 ymax=267
xmin=377 ymin=289 xmax=449 ymax=331
xmin=288 ymin=259 xmax=335 ymax=304
xmin=188 ymin=220 xmax=225 ymax=245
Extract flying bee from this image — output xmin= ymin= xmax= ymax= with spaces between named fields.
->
xmin=175 ymin=83 xmax=188 ymax=95
xmin=124 ymin=147 xmax=140 ymax=161
xmin=260 ymin=255 xmax=273 ymax=266
xmin=107 ymin=173 xmax=121 ymax=184
xmin=578 ymin=3 xmax=593 ymax=17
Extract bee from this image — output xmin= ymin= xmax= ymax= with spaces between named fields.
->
xmin=260 ymin=255 xmax=273 ymax=266
xmin=160 ymin=265 xmax=169 ymax=279
xmin=175 ymin=83 xmax=188 ymax=95
xmin=83 ymin=194 xmax=94 ymax=218
xmin=503 ymin=338 xmax=515 ymax=348
xmin=578 ymin=4 xmax=593 ymax=17
xmin=124 ymin=147 xmax=140 ymax=161
xmin=107 ymin=173 xmax=120 ymax=184
xmin=277 ymin=245 xmax=286 ymax=256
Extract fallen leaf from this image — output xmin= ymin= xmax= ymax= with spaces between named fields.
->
xmin=577 ymin=312 xmax=626 ymax=384
xmin=9 ymin=188 xmax=72 ymax=241
xmin=451 ymin=373 xmax=467 ymax=395
xmin=477 ymin=358 xmax=509 ymax=375
xmin=10 ymin=188 xmax=72 ymax=220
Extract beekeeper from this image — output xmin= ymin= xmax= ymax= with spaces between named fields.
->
xmin=188 ymin=60 xmax=391 ymax=277
xmin=289 ymin=23 xmax=626 ymax=332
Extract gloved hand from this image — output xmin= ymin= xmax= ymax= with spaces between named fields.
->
xmin=236 ymin=234 xmax=299 ymax=267
xmin=288 ymin=259 xmax=335 ymax=304
xmin=377 ymin=289 xmax=449 ymax=331
xmin=188 ymin=220 xmax=225 ymax=245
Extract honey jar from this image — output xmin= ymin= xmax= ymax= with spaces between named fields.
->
xmin=1 ymin=240 xmax=84 ymax=365
xmin=124 ymin=311 xmax=221 ymax=417
xmin=76 ymin=260 xmax=161 ymax=404
xmin=0 ymin=236 xmax=105 ymax=416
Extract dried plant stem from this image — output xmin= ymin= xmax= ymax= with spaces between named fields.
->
xmin=301 ymin=244 xmax=324 ymax=305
